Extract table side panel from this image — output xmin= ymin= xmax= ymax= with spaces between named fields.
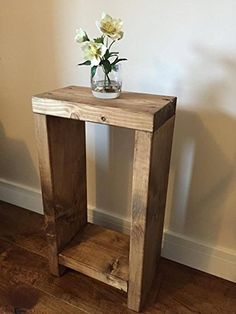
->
xmin=142 ymin=116 xmax=175 ymax=306
xmin=128 ymin=130 xmax=152 ymax=311
xmin=34 ymin=114 xmax=87 ymax=275
xmin=128 ymin=116 xmax=175 ymax=311
xmin=34 ymin=114 xmax=60 ymax=275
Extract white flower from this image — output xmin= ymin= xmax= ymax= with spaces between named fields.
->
xmin=81 ymin=41 xmax=106 ymax=66
xmin=97 ymin=13 xmax=124 ymax=40
xmin=74 ymin=28 xmax=89 ymax=43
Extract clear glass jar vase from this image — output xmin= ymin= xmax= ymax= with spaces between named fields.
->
xmin=91 ymin=64 xmax=122 ymax=99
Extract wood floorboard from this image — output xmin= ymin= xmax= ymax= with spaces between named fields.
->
xmin=0 ymin=201 xmax=47 ymax=258
xmin=0 ymin=274 xmax=85 ymax=314
xmin=0 ymin=201 xmax=235 ymax=313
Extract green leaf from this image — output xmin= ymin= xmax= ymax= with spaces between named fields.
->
xmin=84 ymin=32 xmax=90 ymax=42
xmin=101 ymin=59 xmax=112 ymax=74
xmin=78 ymin=60 xmax=91 ymax=66
xmin=103 ymin=49 xmax=110 ymax=60
xmin=91 ymin=65 xmax=97 ymax=78
xmin=104 ymin=51 xmax=119 ymax=60
xmin=109 ymin=52 xmax=119 ymax=56
xmin=111 ymin=64 xmax=118 ymax=71
xmin=112 ymin=58 xmax=127 ymax=65
xmin=94 ymin=36 xmax=104 ymax=44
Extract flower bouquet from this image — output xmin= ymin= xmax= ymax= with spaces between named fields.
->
xmin=75 ymin=13 xmax=127 ymax=99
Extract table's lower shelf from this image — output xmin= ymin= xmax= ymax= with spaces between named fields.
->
xmin=58 ymin=223 xmax=130 ymax=292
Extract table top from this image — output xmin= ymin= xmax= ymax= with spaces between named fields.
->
xmin=32 ymin=86 xmax=176 ymax=132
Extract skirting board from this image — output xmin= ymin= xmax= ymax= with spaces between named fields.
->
xmin=0 ymin=179 xmax=43 ymax=214
xmin=0 ymin=178 xmax=235 ymax=283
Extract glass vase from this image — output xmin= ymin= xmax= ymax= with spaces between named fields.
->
xmin=91 ymin=64 xmax=122 ymax=99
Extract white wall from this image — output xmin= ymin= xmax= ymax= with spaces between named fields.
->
xmin=0 ymin=0 xmax=235 ymax=281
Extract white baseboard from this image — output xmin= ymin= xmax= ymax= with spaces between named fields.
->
xmin=162 ymin=231 xmax=236 ymax=283
xmin=0 ymin=179 xmax=43 ymax=214
xmin=0 ymin=178 xmax=235 ymax=283
xmin=87 ymin=207 xmax=130 ymax=235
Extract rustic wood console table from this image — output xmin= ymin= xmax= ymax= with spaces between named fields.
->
xmin=32 ymin=86 xmax=176 ymax=312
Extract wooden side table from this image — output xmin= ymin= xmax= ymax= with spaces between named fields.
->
xmin=32 ymin=86 xmax=176 ymax=312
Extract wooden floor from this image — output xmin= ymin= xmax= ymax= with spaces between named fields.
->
xmin=0 ymin=201 xmax=235 ymax=314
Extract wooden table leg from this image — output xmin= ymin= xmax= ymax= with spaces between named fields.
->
xmin=128 ymin=117 xmax=175 ymax=312
xmin=34 ymin=114 xmax=87 ymax=276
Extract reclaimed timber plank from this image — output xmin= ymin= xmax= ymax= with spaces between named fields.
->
xmin=32 ymin=86 xmax=176 ymax=132
xmin=128 ymin=130 xmax=152 ymax=311
xmin=34 ymin=114 xmax=87 ymax=276
xmin=128 ymin=117 xmax=175 ymax=311
xmin=59 ymin=223 xmax=129 ymax=292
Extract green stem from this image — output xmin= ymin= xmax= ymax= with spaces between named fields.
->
xmin=102 ymin=37 xmax=113 ymax=90
xmin=108 ymin=40 xmax=115 ymax=50
xmin=102 ymin=66 xmax=111 ymax=89
xmin=104 ymin=72 xmax=107 ymax=88
xmin=106 ymin=73 xmax=111 ymax=86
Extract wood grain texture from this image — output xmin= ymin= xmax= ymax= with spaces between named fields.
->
xmin=154 ymin=97 xmax=176 ymax=131
xmin=59 ymin=223 xmax=129 ymax=292
xmin=0 ymin=201 xmax=47 ymax=258
xmin=34 ymin=114 xmax=87 ymax=276
xmin=0 ymin=240 xmax=131 ymax=314
xmin=128 ymin=130 xmax=152 ymax=311
xmin=128 ymin=116 xmax=175 ymax=312
xmin=32 ymin=87 xmax=177 ymax=311
xmin=32 ymin=86 xmax=176 ymax=132
xmin=0 ymin=237 xmax=130 ymax=314
xmin=1 ymin=201 xmax=236 ymax=314
xmin=0 ymin=276 xmax=85 ymax=314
